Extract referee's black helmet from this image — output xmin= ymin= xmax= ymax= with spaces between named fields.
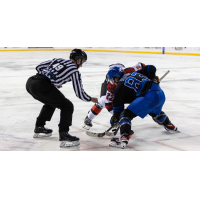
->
xmin=70 ymin=49 xmax=87 ymax=64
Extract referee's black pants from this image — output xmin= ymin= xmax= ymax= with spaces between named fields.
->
xmin=26 ymin=74 xmax=74 ymax=133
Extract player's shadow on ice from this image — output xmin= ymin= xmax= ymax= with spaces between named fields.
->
xmin=32 ymin=136 xmax=58 ymax=141
xmin=161 ymin=130 xmax=181 ymax=135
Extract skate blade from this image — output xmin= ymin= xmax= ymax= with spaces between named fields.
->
xmin=105 ymin=131 xmax=115 ymax=137
xmin=120 ymin=142 xmax=127 ymax=149
xmin=82 ymin=124 xmax=91 ymax=130
xmin=60 ymin=141 xmax=80 ymax=148
xmin=164 ymin=127 xmax=180 ymax=133
xmin=109 ymin=141 xmax=126 ymax=149
xmin=33 ymin=133 xmax=52 ymax=138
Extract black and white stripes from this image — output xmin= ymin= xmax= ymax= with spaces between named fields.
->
xmin=36 ymin=58 xmax=91 ymax=102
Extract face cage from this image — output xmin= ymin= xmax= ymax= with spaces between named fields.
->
xmin=75 ymin=57 xmax=87 ymax=68
xmin=108 ymin=77 xmax=116 ymax=84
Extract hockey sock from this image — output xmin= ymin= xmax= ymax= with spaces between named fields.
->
xmin=105 ymin=102 xmax=113 ymax=112
xmin=88 ymin=104 xmax=102 ymax=121
xmin=119 ymin=109 xmax=137 ymax=135
xmin=149 ymin=111 xmax=170 ymax=126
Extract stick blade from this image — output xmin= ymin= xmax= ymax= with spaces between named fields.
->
xmin=86 ymin=131 xmax=105 ymax=137
xmin=105 ymin=131 xmax=115 ymax=136
xmin=105 ymin=125 xmax=120 ymax=136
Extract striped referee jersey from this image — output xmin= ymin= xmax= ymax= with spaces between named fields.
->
xmin=36 ymin=58 xmax=91 ymax=102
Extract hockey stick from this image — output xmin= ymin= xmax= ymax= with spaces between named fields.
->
xmin=160 ymin=70 xmax=170 ymax=81
xmin=86 ymin=70 xmax=170 ymax=138
xmin=86 ymin=123 xmax=119 ymax=138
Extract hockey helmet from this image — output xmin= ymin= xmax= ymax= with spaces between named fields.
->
xmin=70 ymin=49 xmax=87 ymax=64
xmin=109 ymin=63 xmax=125 ymax=70
xmin=107 ymin=66 xmax=124 ymax=83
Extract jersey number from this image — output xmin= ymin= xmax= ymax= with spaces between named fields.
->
xmin=52 ymin=63 xmax=64 ymax=71
xmin=124 ymin=72 xmax=149 ymax=92
xmin=106 ymin=92 xmax=114 ymax=101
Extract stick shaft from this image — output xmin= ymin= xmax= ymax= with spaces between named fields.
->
xmin=160 ymin=70 xmax=170 ymax=81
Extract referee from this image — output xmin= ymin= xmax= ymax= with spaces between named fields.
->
xmin=26 ymin=49 xmax=98 ymax=147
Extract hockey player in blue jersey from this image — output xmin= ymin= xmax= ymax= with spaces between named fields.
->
xmin=107 ymin=65 xmax=178 ymax=149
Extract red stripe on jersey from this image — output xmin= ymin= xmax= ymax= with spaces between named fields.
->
xmin=92 ymin=105 xmax=102 ymax=114
xmin=107 ymin=82 xmax=116 ymax=94
xmin=124 ymin=68 xmax=136 ymax=74
xmin=105 ymin=103 xmax=113 ymax=111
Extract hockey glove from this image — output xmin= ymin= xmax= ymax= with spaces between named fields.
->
xmin=152 ymin=76 xmax=160 ymax=85
xmin=110 ymin=116 xmax=119 ymax=126
xmin=138 ymin=62 xmax=145 ymax=68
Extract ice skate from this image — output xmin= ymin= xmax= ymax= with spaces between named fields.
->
xmin=109 ymin=132 xmax=133 ymax=149
xmin=164 ymin=122 xmax=178 ymax=132
xmin=59 ymin=132 xmax=80 ymax=147
xmin=83 ymin=116 xmax=93 ymax=130
xmin=151 ymin=111 xmax=165 ymax=126
xmin=152 ymin=117 xmax=163 ymax=126
xmin=33 ymin=126 xmax=53 ymax=138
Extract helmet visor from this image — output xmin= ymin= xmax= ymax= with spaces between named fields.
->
xmin=107 ymin=76 xmax=115 ymax=84
xmin=81 ymin=60 xmax=87 ymax=67
xmin=109 ymin=79 xmax=115 ymax=84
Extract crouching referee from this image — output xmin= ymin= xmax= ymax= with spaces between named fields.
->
xmin=26 ymin=49 xmax=98 ymax=148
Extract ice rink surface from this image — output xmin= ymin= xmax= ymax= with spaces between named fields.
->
xmin=0 ymin=50 xmax=200 ymax=151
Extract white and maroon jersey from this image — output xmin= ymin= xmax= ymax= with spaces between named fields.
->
xmin=105 ymin=62 xmax=145 ymax=111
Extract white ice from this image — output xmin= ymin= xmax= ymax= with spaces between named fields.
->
xmin=0 ymin=50 xmax=200 ymax=151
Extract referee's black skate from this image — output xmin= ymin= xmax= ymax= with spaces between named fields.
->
xmin=33 ymin=126 xmax=53 ymax=138
xmin=59 ymin=132 xmax=80 ymax=147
